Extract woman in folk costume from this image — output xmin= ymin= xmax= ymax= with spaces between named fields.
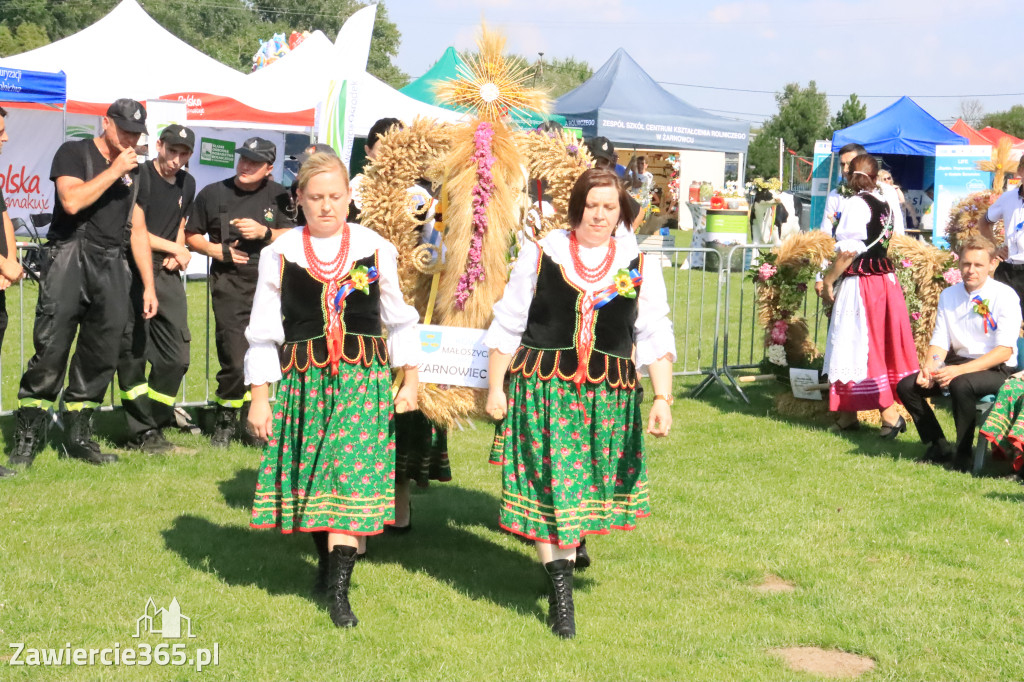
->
xmin=485 ymin=168 xmax=676 ymax=639
xmin=821 ymin=153 xmax=918 ymax=434
xmin=245 ymin=153 xmax=420 ymax=628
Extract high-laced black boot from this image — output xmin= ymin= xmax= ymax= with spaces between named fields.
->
xmin=210 ymin=407 xmax=237 ymax=448
xmin=312 ymin=532 xmax=329 ymax=596
xmin=61 ymin=409 xmax=117 ymax=465
xmin=328 ymin=545 xmax=359 ymax=628
xmin=544 ymin=558 xmax=576 ymax=639
xmin=575 ymin=539 xmax=591 ymax=570
xmin=9 ymin=406 xmax=47 ymax=468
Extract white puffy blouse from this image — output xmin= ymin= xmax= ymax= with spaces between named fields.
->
xmin=483 ymin=227 xmax=677 ymax=373
xmin=243 ymin=223 xmax=421 ymax=386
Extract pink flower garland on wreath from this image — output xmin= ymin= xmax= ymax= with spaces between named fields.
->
xmin=454 ymin=121 xmax=496 ymax=310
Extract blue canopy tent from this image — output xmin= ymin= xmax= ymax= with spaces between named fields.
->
xmin=554 ymin=48 xmax=749 ymax=154
xmin=818 ymin=96 xmax=970 ymax=240
xmin=831 ymin=96 xmax=966 ymax=155
xmin=0 ymin=67 xmax=66 ymax=105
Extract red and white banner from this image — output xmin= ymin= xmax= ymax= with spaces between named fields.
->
xmin=0 ymin=108 xmax=64 ymax=232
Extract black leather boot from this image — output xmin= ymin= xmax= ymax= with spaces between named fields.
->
xmin=210 ymin=407 xmax=237 ymax=448
xmin=9 ymin=406 xmax=47 ymax=468
xmin=312 ymin=532 xmax=329 ymax=596
xmin=328 ymin=545 xmax=359 ymax=628
xmin=575 ymin=539 xmax=591 ymax=570
xmin=61 ymin=409 xmax=117 ymax=465
xmin=544 ymin=558 xmax=576 ymax=639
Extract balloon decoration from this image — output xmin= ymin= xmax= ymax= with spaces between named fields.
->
xmin=251 ymin=31 xmax=311 ymax=71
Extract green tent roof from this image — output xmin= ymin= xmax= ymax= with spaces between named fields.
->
xmin=400 ymin=46 xmax=568 ymax=131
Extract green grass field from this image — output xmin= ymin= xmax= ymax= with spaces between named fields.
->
xmin=1 ymin=256 xmax=1023 ymax=681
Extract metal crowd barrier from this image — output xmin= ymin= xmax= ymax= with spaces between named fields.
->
xmin=0 ymin=240 xmax=805 ymax=418
xmin=719 ymin=242 xmax=829 ymax=403
xmin=637 ymin=246 xmax=732 ymax=397
xmin=0 ymin=243 xmax=216 ymax=417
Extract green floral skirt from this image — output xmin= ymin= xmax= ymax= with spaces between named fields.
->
xmin=489 ymin=373 xmax=650 ymax=548
xmin=250 ymin=357 xmax=396 ymax=535
xmin=980 ymin=376 xmax=1024 ymax=471
xmin=395 ymin=411 xmax=451 ymax=487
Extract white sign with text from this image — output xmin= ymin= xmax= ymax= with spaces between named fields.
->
xmin=416 ymin=324 xmax=489 ymax=389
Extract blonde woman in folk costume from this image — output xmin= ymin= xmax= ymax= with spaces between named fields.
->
xmin=485 ymin=168 xmax=677 ymax=638
xmin=245 ymin=153 xmax=420 ymax=628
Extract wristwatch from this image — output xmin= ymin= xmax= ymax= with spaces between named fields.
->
xmin=653 ymin=394 xmax=674 ymax=406
xmin=263 ymin=226 xmax=273 ymax=241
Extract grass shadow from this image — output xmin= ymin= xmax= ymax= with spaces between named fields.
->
xmin=368 ymin=483 xmax=592 ymax=622
xmin=984 ymin=490 xmax=1024 ymax=504
xmin=162 ymin=514 xmax=319 ymax=602
xmin=181 ymin=473 xmax=586 ymax=622
xmin=684 ymin=377 xmax=945 ymax=463
xmin=219 ymin=467 xmax=258 ymax=511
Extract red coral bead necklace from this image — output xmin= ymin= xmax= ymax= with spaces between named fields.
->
xmin=569 ymin=231 xmax=615 ymax=283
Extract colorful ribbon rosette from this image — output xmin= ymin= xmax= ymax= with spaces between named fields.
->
xmin=323 ymin=264 xmax=379 ymax=373
xmin=572 ymin=267 xmax=644 ymax=388
xmin=971 ymin=295 xmax=996 ymax=334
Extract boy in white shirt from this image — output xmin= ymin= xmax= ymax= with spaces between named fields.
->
xmin=896 ymin=236 xmax=1022 ymax=469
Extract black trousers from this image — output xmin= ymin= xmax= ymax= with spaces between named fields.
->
xmin=209 ymin=260 xmax=259 ymax=407
xmin=116 ymin=265 xmax=191 ymax=437
xmin=0 ymin=290 xmax=8 ymax=348
xmin=994 ymin=261 xmax=1024 ymax=317
xmin=18 ymin=237 xmax=132 ymax=409
xmin=896 ymin=354 xmax=1012 ymax=457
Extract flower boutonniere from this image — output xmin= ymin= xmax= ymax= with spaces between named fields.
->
xmin=837 ymin=182 xmax=856 ymax=198
xmin=971 ymin=295 xmax=997 ymax=333
xmin=347 ymin=265 xmax=372 ymax=295
xmin=613 ymin=269 xmax=638 ymax=299
xmin=593 ymin=268 xmax=643 ymax=310
xmin=332 ymin=264 xmax=379 ymax=312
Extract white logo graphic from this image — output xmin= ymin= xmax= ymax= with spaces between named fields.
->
xmin=179 ymin=129 xmax=188 ymax=138
xmin=248 ymin=140 xmax=257 ymax=149
xmin=133 ymin=109 xmax=141 ymax=120
xmin=134 ymin=598 xmax=195 ymax=639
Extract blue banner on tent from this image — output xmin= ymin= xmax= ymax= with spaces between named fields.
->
xmin=809 ymin=140 xmax=833 ymax=231
xmin=931 ymin=145 xmax=992 ymax=248
xmin=0 ymin=68 xmax=66 ymax=105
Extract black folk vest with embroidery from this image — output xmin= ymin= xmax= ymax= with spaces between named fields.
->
xmin=278 ymin=252 xmax=387 ymax=372
xmin=846 ymin=192 xmax=894 ymax=275
xmin=510 ymin=251 xmax=642 ymax=388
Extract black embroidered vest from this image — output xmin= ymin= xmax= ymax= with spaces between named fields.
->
xmin=278 ymin=251 xmax=388 ymax=372
xmin=846 ymin=192 xmax=894 ymax=275
xmin=510 ymin=251 xmax=642 ymax=388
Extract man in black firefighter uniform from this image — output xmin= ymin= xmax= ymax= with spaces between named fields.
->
xmin=117 ymin=124 xmax=196 ymax=454
xmin=7 ymin=98 xmax=157 ymax=468
xmin=186 ymin=137 xmax=294 ymax=447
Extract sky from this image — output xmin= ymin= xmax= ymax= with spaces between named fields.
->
xmin=383 ymin=0 xmax=1023 ymax=130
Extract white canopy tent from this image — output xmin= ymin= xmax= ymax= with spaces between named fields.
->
xmin=245 ymin=18 xmax=464 ymax=137
xmin=0 ymin=0 xmax=310 ymax=129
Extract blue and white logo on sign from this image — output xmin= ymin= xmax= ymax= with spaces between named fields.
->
xmin=420 ymin=330 xmax=441 ymax=353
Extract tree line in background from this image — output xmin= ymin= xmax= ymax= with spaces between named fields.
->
xmin=0 ymin=0 xmax=595 ymax=99
xmin=959 ymin=99 xmax=1024 ymax=140
xmin=0 ymin=0 xmax=409 ymax=87
xmin=747 ymin=82 xmax=867 ymax=179
xmin=749 ymin=82 xmax=1024 ymax=180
